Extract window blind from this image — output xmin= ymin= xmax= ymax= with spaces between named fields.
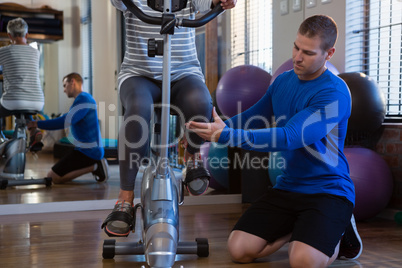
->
xmin=230 ymin=0 xmax=273 ymax=73
xmin=81 ymin=0 xmax=93 ymax=94
xmin=345 ymin=0 xmax=402 ymax=118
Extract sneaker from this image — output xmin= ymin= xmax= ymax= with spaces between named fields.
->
xmin=338 ymin=214 xmax=363 ymax=260
xmin=29 ymin=130 xmax=43 ymax=152
xmin=102 ymin=201 xmax=134 ymax=237
xmin=0 ymin=131 xmax=7 ymax=143
xmin=183 ymin=158 xmax=210 ymax=196
xmin=93 ymin=158 xmax=109 ymax=182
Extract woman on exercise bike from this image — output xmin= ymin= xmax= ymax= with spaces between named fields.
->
xmin=102 ymin=0 xmax=237 ymax=237
xmin=0 ymin=17 xmax=44 ymax=151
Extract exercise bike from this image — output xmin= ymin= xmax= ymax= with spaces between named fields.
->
xmin=0 ymin=110 xmax=52 ymax=189
xmin=102 ymin=0 xmax=224 ymax=267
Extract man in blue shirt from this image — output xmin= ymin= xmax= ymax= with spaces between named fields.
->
xmin=186 ymin=15 xmax=362 ymax=267
xmin=28 ymin=73 xmax=109 ymax=184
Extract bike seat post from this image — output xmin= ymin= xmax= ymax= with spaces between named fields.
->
xmin=13 ymin=114 xmax=28 ymax=140
xmin=156 ymin=0 xmax=173 ymax=177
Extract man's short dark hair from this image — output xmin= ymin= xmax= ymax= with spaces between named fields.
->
xmin=64 ymin=72 xmax=83 ymax=84
xmin=298 ymin=15 xmax=338 ymax=52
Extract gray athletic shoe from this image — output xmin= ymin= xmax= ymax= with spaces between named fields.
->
xmin=102 ymin=201 xmax=134 ymax=237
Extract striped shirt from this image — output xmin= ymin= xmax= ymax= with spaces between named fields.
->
xmin=0 ymin=44 xmax=44 ymax=111
xmin=111 ymin=0 xmax=212 ymax=89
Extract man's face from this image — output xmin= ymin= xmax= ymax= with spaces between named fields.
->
xmin=292 ymin=33 xmax=334 ymax=80
xmin=63 ymin=78 xmax=74 ymax=98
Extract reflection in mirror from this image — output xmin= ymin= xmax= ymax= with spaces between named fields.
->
xmin=0 ymin=1 xmax=247 ymax=208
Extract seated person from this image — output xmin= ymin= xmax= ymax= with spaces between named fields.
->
xmin=0 ymin=17 xmax=44 ymax=150
xmin=28 ymin=73 xmax=109 ymax=184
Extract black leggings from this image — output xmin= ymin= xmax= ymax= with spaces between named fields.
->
xmin=118 ymin=75 xmax=213 ymax=191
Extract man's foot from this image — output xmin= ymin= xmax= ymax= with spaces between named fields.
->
xmin=29 ymin=130 xmax=43 ymax=152
xmin=102 ymin=201 xmax=134 ymax=237
xmin=183 ymin=158 xmax=210 ymax=196
xmin=0 ymin=131 xmax=7 ymax=143
xmin=93 ymin=158 xmax=109 ymax=182
xmin=338 ymin=214 xmax=363 ymax=260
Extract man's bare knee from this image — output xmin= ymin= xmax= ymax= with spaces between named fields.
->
xmin=47 ymin=170 xmax=62 ymax=184
xmin=288 ymin=241 xmax=330 ymax=268
xmin=227 ymin=231 xmax=257 ymax=263
xmin=227 ymin=243 xmax=254 ymax=263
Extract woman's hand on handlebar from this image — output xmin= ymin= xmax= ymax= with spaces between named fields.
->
xmin=213 ymin=0 xmax=237 ymax=10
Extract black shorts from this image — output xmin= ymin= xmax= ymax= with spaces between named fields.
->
xmin=233 ymin=188 xmax=354 ymax=257
xmin=52 ymin=149 xmax=98 ymax=177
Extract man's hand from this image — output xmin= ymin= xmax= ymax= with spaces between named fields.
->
xmin=27 ymin=120 xmax=38 ymax=130
xmin=213 ymin=0 xmax=237 ymax=10
xmin=185 ymin=107 xmax=226 ymax=142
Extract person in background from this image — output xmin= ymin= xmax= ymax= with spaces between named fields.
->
xmin=28 ymin=73 xmax=109 ymax=184
xmin=186 ymin=15 xmax=362 ymax=267
xmin=0 ymin=17 xmax=44 ymax=151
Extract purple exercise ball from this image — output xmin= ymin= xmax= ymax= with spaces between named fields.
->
xmin=344 ymin=147 xmax=393 ymax=221
xmin=270 ymin=58 xmax=340 ymax=85
xmin=216 ymin=65 xmax=272 ymax=118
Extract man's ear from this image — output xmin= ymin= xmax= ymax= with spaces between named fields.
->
xmin=326 ymin=47 xmax=335 ymax=61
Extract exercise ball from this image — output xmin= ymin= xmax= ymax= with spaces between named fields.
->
xmin=268 ymin=151 xmax=285 ymax=186
xmin=199 ymin=142 xmax=225 ymax=190
xmin=270 ymin=58 xmax=340 ymax=85
xmin=206 ymin=142 xmax=229 ymax=189
xmin=395 ymin=211 xmax=402 ymax=225
xmin=344 ymin=147 xmax=393 ymax=221
xmin=338 ymin=72 xmax=386 ymax=133
xmin=216 ymin=65 xmax=271 ymax=118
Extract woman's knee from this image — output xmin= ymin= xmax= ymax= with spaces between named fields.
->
xmin=172 ymin=77 xmax=212 ymax=120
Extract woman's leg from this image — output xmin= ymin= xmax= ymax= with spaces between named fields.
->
xmin=171 ymin=75 xmax=213 ymax=156
xmin=118 ymin=76 xmax=161 ymax=203
xmin=171 ymin=75 xmax=213 ymax=195
xmin=103 ymin=76 xmax=162 ymax=237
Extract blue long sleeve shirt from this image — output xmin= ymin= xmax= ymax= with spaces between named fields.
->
xmin=218 ymin=69 xmax=355 ymax=204
xmin=38 ymin=92 xmax=104 ymax=160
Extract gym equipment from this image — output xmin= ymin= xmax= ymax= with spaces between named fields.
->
xmin=200 ymin=142 xmax=224 ymax=190
xmin=0 ymin=110 xmax=52 ymax=189
xmin=102 ymin=1 xmax=223 ymax=267
xmin=394 ymin=211 xmax=402 ymax=225
xmin=267 ymin=151 xmax=284 ymax=186
xmin=344 ymin=147 xmax=393 ymax=221
xmin=338 ymin=72 xmax=386 ymax=133
xmin=216 ymin=65 xmax=272 ymax=118
xmin=270 ymin=58 xmax=339 ymax=85
xmin=206 ymin=142 xmax=229 ymax=189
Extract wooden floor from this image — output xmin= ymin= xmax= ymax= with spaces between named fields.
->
xmin=0 ymin=151 xmax=226 ymax=205
xmin=1 ymin=204 xmax=402 ymax=268
xmin=1 ymin=151 xmax=402 ymax=267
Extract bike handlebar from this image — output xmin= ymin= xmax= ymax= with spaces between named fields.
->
xmin=121 ymin=0 xmax=224 ymax=28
